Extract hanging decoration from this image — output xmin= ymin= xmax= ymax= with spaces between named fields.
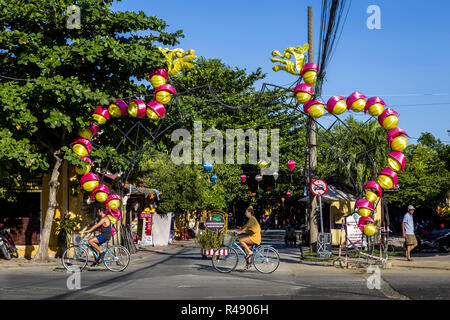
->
xmin=108 ymin=99 xmax=128 ymax=118
xmin=287 ymin=160 xmax=296 ymax=182
xmin=378 ymin=108 xmax=399 ymax=130
xmin=365 ymin=97 xmax=386 ymax=117
xmin=294 ymin=83 xmax=314 ymax=104
xmin=303 ymin=99 xmax=325 ymax=118
xmin=346 ymin=92 xmax=367 ymax=112
xmin=80 ymin=173 xmax=99 ymax=192
xmin=90 ymin=184 xmax=110 ymax=203
xmin=255 ymin=174 xmax=262 ymax=190
xmin=211 ymin=174 xmax=218 ymax=184
xmin=272 ymin=171 xmax=279 ymax=187
xmin=363 ymin=181 xmax=383 ymax=203
xmin=74 ymin=157 xmax=92 ymax=176
xmin=326 ymin=95 xmax=347 ymax=115
xmin=387 ymin=128 xmax=409 ymax=151
xmin=203 ymin=162 xmax=213 ymax=172
xmin=240 ymin=174 xmax=247 ymax=183
xmin=270 ymin=44 xmax=309 ymax=75
xmin=301 ymin=63 xmax=319 ymax=85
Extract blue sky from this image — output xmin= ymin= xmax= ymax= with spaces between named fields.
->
xmin=112 ymin=0 xmax=450 ymax=143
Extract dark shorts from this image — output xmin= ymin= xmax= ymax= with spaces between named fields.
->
xmin=96 ymin=234 xmax=110 ymax=245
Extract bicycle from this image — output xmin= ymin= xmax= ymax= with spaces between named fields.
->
xmin=61 ymin=233 xmax=130 ymax=272
xmin=211 ymin=232 xmax=280 ymax=274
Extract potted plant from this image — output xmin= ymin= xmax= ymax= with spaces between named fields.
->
xmin=55 ymin=211 xmax=78 ymax=258
xmin=196 ymin=229 xmax=233 ymax=259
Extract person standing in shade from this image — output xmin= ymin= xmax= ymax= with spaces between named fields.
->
xmin=403 ymin=205 xmax=418 ymax=261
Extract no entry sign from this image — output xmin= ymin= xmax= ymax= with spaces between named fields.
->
xmin=310 ymin=179 xmax=327 ymax=197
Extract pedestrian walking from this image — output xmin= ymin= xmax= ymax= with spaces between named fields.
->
xmin=403 ymin=205 xmax=418 ymax=261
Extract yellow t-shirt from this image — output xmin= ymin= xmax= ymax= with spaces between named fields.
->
xmin=244 ymin=216 xmax=261 ymax=245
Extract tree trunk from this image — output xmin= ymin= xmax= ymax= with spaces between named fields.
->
xmin=34 ymin=152 xmax=64 ymax=262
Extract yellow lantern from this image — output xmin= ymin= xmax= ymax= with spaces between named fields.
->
xmin=146 ymin=108 xmax=159 ymax=120
xmin=304 ymin=99 xmax=325 ymax=119
xmin=70 ymin=139 xmax=91 ymax=158
xmin=148 ymin=69 xmax=168 ymax=88
xmin=78 ymin=127 xmax=93 ymax=140
xmin=391 ymin=136 xmax=408 ymax=151
xmin=92 ymin=106 xmax=110 ymax=125
xmin=296 ymin=92 xmax=312 ymax=104
xmin=127 ymin=99 xmax=146 ymax=118
xmin=90 ymin=184 xmax=109 ymax=203
xmin=326 ymin=96 xmax=347 ymax=115
xmin=301 ymin=63 xmax=319 ymax=85
xmin=346 ymin=92 xmax=367 ymax=113
xmin=365 ymin=97 xmax=386 ymax=116
xmin=368 ymin=103 xmax=385 ymax=116
xmin=378 ymin=109 xmax=399 ymax=130
xmin=108 ymin=215 xmax=118 ymax=224
xmin=364 ymin=223 xmax=377 ymax=237
xmin=387 ymin=151 xmax=406 ymax=173
xmin=358 ymin=208 xmax=372 ymax=217
xmin=108 ymin=100 xmax=127 ymax=118
xmin=75 ymin=157 xmax=92 ymax=175
xmin=108 ymin=199 xmax=121 ymax=210
xmin=96 ymin=191 xmax=109 ymax=202
xmin=365 ymin=190 xmax=378 ymax=203
xmin=154 ymin=84 xmax=176 ymax=105
xmin=155 ymin=90 xmax=172 ymax=104
xmin=377 ymin=168 xmax=398 ymax=190
xmin=80 ymin=173 xmax=99 ymax=192
xmin=105 ymin=194 xmax=122 ymax=210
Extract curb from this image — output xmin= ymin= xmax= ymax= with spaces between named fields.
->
xmin=0 ymin=240 xmax=196 ymax=270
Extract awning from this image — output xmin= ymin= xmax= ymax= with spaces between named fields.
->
xmin=123 ymin=183 xmax=161 ymax=200
xmin=299 ymin=185 xmax=357 ymax=201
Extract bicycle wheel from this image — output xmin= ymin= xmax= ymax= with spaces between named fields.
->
xmin=212 ymin=247 xmax=238 ymax=273
xmin=62 ymin=246 xmax=88 ymax=271
xmin=252 ymin=246 xmax=280 ymax=274
xmin=103 ymin=245 xmax=130 ymax=272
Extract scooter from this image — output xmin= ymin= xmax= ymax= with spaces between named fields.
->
xmin=0 ymin=228 xmax=19 ymax=260
xmin=415 ymin=225 xmax=450 ymax=253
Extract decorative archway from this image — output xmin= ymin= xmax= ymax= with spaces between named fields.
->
xmin=67 ymin=44 xmax=409 ymax=248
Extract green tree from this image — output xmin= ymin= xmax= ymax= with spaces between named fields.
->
xmin=386 ymin=133 xmax=450 ymax=219
xmin=0 ymin=0 xmax=183 ymax=261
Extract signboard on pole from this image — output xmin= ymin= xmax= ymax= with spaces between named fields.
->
xmin=205 ymin=214 xmax=226 ymax=232
xmin=311 ymin=179 xmax=327 ymax=197
xmin=311 ymin=179 xmax=332 ymax=259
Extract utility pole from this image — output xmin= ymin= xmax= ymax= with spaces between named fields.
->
xmin=306 ymin=6 xmax=319 ymax=250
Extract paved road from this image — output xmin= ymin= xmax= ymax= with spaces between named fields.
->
xmin=0 ymin=231 xmax=448 ymax=300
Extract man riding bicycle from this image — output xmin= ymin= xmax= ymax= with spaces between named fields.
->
xmin=236 ymin=206 xmax=261 ymax=269
xmin=84 ymin=207 xmax=112 ymax=266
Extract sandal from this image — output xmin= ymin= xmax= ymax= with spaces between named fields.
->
xmin=246 ymin=253 xmax=254 ymax=264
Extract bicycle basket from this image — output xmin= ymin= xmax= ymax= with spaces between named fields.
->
xmin=222 ymin=234 xmax=234 ymax=247
xmin=73 ymin=234 xmax=83 ymax=245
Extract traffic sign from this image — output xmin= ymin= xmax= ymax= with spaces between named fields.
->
xmin=310 ymin=179 xmax=328 ymax=197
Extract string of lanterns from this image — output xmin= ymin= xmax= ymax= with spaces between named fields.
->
xmin=69 ymin=67 xmax=176 ymax=228
xmin=293 ymin=66 xmax=409 ymax=237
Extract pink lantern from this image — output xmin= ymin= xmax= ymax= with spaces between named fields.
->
xmin=255 ymin=175 xmax=262 ymax=182
xmin=80 ymin=172 xmax=99 ymax=192
xmin=346 ymin=92 xmax=367 ymax=112
xmin=326 ymin=95 xmax=347 ymax=115
xmin=240 ymin=174 xmax=247 ymax=183
xmin=363 ymin=181 xmax=383 ymax=202
xmin=92 ymin=105 xmax=111 ymax=124
xmin=154 ymin=84 xmax=177 ymax=104
xmin=387 ymin=127 xmax=409 ymax=151
xmin=387 ymin=151 xmax=406 ymax=173
xmin=365 ymin=97 xmax=386 ymax=116
xmin=286 ymin=191 xmax=292 ymax=197
xmin=146 ymin=100 xmax=166 ymax=119
xmin=288 ymin=160 xmax=296 ymax=182
xmin=127 ymin=99 xmax=147 ymax=118
xmin=90 ymin=184 xmax=110 ymax=202
xmin=105 ymin=193 xmax=122 ymax=210
xmin=358 ymin=216 xmax=375 ymax=232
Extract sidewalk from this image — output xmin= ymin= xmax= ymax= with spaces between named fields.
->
xmin=0 ymin=239 xmax=196 ymax=269
xmin=389 ymin=252 xmax=450 ymax=271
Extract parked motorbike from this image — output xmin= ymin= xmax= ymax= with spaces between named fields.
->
xmin=415 ymin=225 xmax=450 ymax=253
xmin=0 ymin=228 xmax=18 ymax=260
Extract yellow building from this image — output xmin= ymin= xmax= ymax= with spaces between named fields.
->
xmin=0 ymin=161 xmax=121 ymax=259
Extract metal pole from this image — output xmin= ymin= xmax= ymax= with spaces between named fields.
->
xmin=307 ymin=5 xmax=319 ymax=250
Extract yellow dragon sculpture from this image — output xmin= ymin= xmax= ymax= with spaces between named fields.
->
xmin=270 ymin=43 xmax=309 ymax=76
xmin=158 ymin=47 xmax=197 ymax=76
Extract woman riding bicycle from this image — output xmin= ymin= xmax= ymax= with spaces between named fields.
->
xmin=83 ymin=207 xmax=111 ymax=266
xmin=236 ymin=206 xmax=261 ymax=267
